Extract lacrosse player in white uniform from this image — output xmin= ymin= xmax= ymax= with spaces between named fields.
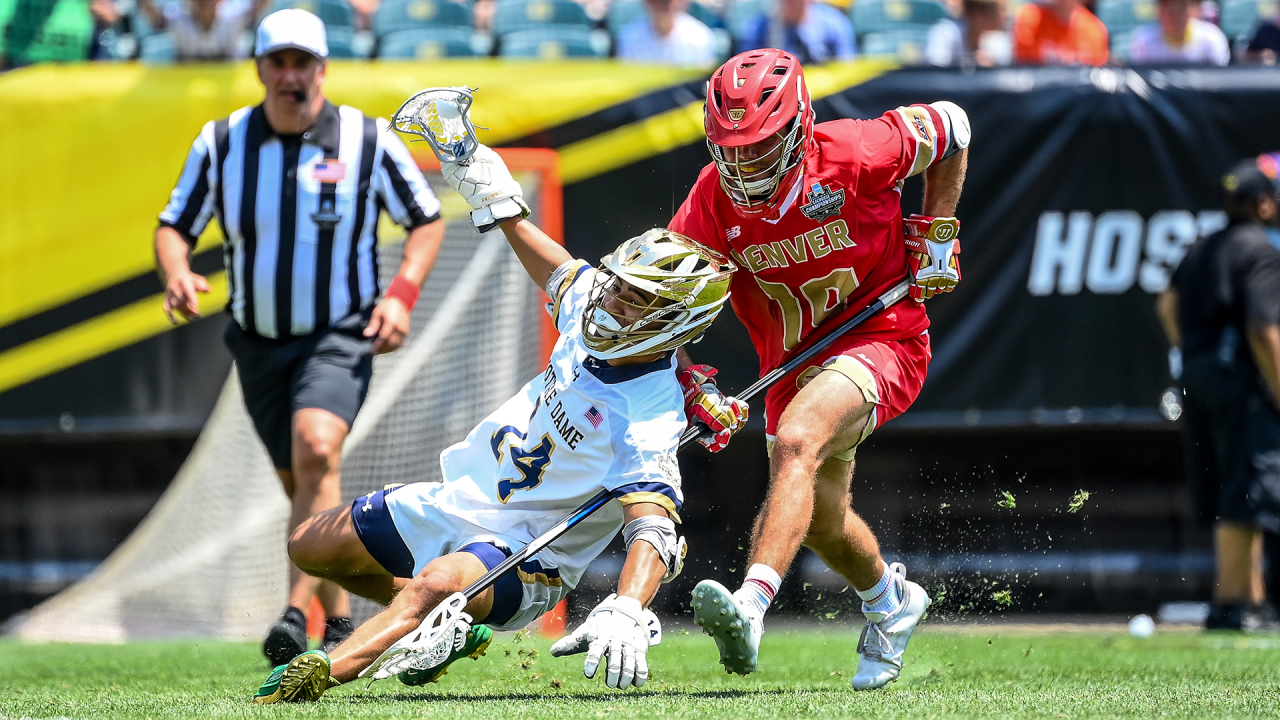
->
xmin=253 ymin=144 xmax=739 ymax=704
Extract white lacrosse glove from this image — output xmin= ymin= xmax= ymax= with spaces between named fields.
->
xmin=442 ymin=144 xmax=530 ymax=234
xmin=549 ymin=594 xmax=660 ymax=690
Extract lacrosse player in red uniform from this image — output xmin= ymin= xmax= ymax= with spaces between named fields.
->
xmin=669 ymin=49 xmax=970 ymax=689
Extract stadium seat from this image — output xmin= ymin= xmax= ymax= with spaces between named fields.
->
xmin=373 ymin=0 xmax=471 ymax=37
xmin=492 ymin=0 xmax=592 ymax=37
xmin=499 ymin=25 xmax=607 ymax=57
xmin=270 ymin=0 xmax=356 ymax=30
xmin=139 ymin=32 xmax=175 ymax=63
xmin=1095 ymin=0 xmax=1157 ymax=37
xmin=858 ymin=27 xmax=930 ymax=62
xmin=851 ymin=0 xmax=949 ymax=36
xmin=378 ymin=26 xmax=477 ymax=56
xmin=1221 ymin=0 xmax=1275 ymax=38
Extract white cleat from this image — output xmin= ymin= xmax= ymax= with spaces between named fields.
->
xmin=691 ymin=580 xmax=762 ymax=676
xmin=850 ymin=562 xmax=931 ymax=691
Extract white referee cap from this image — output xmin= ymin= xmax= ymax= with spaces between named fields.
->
xmin=255 ymin=9 xmax=329 ymax=60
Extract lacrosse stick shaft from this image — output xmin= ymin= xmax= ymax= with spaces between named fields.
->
xmin=460 ymin=279 xmax=910 ymax=602
xmin=678 ymin=278 xmax=910 ymax=447
xmin=460 ymin=489 xmax=612 ymax=601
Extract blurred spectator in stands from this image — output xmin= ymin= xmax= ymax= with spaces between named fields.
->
xmin=1012 ymin=0 xmax=1108 ymax=65
xmin=737 ymin=0 xmax=856 ymax=64
xmin=348 ymin=0 xmax=378 ymax=31
xmin=617 ymin=0 xmax=718 ymax=65
xmin=138 ymin=0 xmax=269 ymax=61
xmin=90 ymin=0 xmax=122 ymax=59
xmin=1244 ymin=10 xmax=1280 ymax=64
xmin=926 ymin=0 xmax=1012 ymax=66
xmin=1159 ymin=154 xmax=1280 ymax=631
xmin=2 ymin=0 xmax=95 ymax=67
xmin=1128 ymin=0 xmax=1229 ymax=65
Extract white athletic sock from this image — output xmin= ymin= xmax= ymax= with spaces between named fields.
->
xmin=857 ymin=565 xmax=901 ymax=616
xmin=734 ymin=564 xmax=782 ymax=618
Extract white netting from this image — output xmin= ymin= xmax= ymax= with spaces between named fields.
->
xmin=10 ymin=173 xmax=547 ymax=641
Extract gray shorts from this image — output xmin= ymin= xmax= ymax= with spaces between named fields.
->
xmin=223 ymin=311 xmax=373 ymax=470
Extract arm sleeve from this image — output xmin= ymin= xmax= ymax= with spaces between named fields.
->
xmin=545 ymin=260 xmax=594 ymax=333
xmin=860 ymin=103 xmax=953 ymax=190
xmin=372 ymin=119 xmax=443 ymax=230
xmin=604 ymin=410 xmax=685 ymax=523
xmin=158 ymin=122 xmax=218 ymax=246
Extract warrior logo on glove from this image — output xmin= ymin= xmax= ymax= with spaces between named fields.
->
xmin=904 ymin=215 xmax=961 ymax=303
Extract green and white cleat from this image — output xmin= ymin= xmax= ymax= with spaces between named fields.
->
xmin=398 ymin=623 xmax=493 ymax=686
xmin=850 ymin=563 xmax=931 ymax=691
xmin=691 ymin=579 xmax=762 ymax=676
xmin=252 ymin=650 xmax=332 ymax=704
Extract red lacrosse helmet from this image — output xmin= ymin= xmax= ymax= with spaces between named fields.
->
xmin=704 ymin=49 xmax=814 ymax=221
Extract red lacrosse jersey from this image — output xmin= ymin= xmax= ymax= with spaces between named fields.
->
xmin=669 ymin=106 xmax=948 ymax=377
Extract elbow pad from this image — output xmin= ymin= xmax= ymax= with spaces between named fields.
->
xmin=929 ymin=101 xmax=971 ymax=160
xmin=623 ymin=515 xmax=687 ymax=584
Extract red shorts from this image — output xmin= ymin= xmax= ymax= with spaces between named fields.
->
xmin=763 ymin=331 xmax=931 ymax=453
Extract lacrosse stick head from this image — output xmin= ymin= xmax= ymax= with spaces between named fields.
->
xmin=359 ymin=592 xmax=474 ymax=683
xmin=391 ymin=86 xmax=481 ymax=164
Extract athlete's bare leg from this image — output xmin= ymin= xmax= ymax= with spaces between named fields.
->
xmin=289 ymin=506 xmax=405 ymax=605
xmin=326 ymin=553 xmax=494 ymax=683
xmin=1215 ymin=522 xmax=1265 ymax=605
xmin=283 ymin=408 xmax=352 ymax=617
xmin=748 ymin=368 xmax=884 ymax=591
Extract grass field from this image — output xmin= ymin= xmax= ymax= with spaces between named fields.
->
xmin=3 ymin=624 xmax=1280 ymax=719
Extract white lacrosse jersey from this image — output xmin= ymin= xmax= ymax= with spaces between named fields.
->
xmin=386 ymin=260 xmax=686 ymax=589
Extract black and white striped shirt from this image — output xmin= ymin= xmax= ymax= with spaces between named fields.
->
xmin=160 ymin=101 xmax=441 ymax=339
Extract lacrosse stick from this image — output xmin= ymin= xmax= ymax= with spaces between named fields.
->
xmin=391 ymin=86 xmax=483 ymax=164
xmin=357 ymin=279 xmax=910 ymax=685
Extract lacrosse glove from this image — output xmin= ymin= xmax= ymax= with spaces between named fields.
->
xmin=678 ymin=364 xmax=748 ymax=453
xmin=549 ymin=594 xmax=661 ymax=690
xmin=442 ymin=144 xmax=530 ymax=233
xmin=903 ymin=214 xmax=961 ymax=302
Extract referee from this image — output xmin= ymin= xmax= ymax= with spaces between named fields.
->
xmin=1159 ymin=154 xmax=1280 ymax=630
xmin=153 ymin=9 xmax=445 ymax=665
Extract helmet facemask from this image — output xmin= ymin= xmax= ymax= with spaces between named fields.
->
xmin=580 ymin=230 xmax=735 ymax=360
xmin=708 ymin=106 xmax=806 ymax=210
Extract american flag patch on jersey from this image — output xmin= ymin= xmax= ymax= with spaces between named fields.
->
xmin=584 ymin=406 xmax=604 ymax=429
xmin=313 ymin=161 xmax=346 ymax=183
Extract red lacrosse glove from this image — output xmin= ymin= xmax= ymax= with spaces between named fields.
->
xmin=677 ymin=364 xmax=749 ymax=453
xmin=903 ymin=214 xmax=961 ymax=302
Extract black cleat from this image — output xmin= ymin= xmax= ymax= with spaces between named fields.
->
xmin=264 ymin=607 xmax=309 ymax=667
xmin=321 ymin=617 xmax=354 ymax=653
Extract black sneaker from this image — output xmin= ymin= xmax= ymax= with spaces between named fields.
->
xmin=1205 ymin=604 xmax=1243 ymax=630
xmin=264 ymin=607 xmax=309 ymax=666
xmin=321 ymin=617 xmax=354 ymax=653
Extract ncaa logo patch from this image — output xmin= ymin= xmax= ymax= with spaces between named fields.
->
xmin=799 ymin=181 xmax=846 ymax=221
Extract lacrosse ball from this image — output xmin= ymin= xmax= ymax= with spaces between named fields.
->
xmin=1127 ymin=614 xmax=1155 ymax=638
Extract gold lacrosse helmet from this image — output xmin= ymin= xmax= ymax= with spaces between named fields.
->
xmin=581 ymin=229 xmax=736 ymax=360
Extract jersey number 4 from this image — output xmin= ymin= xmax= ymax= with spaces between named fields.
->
xmin=491 ymin=426 xmax=555 ymax=503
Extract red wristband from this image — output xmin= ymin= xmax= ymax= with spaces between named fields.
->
xmin=385 ymin=275 xmax=419 ymax=311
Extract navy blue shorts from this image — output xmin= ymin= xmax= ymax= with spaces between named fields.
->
xmin=349 ymin=487 xmax=523 ymax=626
